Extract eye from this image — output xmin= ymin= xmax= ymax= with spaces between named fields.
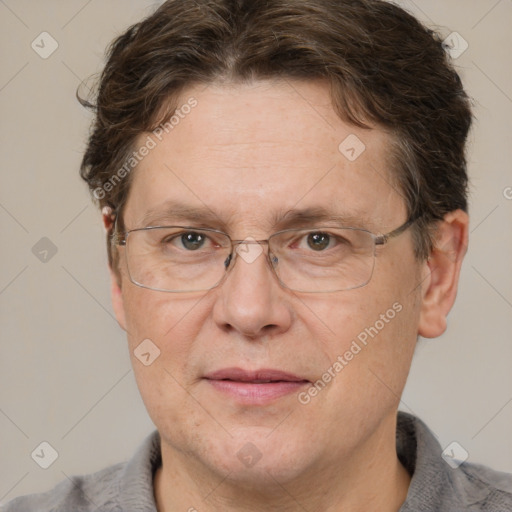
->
xmin=161 ymin=231 xmax=209 ymax=251
xmin=290 ymin=230 xmax=353 ymax=253
xmin=295 ymin=231 xmax=349 ymax=252
xmin=180 ymin=231 xmax=206 ymax=250
xmin=306 ymin=232 xmax=332 ymax=251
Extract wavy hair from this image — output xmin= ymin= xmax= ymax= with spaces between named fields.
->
xmin=79 ymin=0 xmax=473 ymax=269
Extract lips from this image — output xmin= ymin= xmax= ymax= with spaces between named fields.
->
xmin=204 ymin=367 xmax=309 ymax=383
xmin=203 ymin=368 xmax=310 ymax=404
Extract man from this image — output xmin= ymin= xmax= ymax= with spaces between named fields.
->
xmin=4 ymin=0 xmax=511 ymax=510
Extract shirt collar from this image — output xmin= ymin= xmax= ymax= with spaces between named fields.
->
xmin=397 ymin=411 xmax=491 ymax=510
xmin=117 ymin=429 xmax=161 ymax=511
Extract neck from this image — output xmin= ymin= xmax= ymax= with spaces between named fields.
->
xmin=154 ymin=416 xmax=411 ymax=512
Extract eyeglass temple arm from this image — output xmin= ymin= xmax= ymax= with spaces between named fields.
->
xmin=107 ymin=210 xmax=127 ymax=246
xmin=374 ymin=216 xmax=419 ymax=246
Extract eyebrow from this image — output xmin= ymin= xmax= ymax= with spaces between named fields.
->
xmin=137 ymin=200 xmax=375 ymax=232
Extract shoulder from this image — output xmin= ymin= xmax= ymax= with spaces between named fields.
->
xmin=1 ymin=462 xmax=125 ymax=512
xmin=397 ymin=412 xmax=512 ymax=511
xmin=1 ymin=430 xmax=161 ymax=512
xmin=456 ymin=460 xmax=512 ymax=511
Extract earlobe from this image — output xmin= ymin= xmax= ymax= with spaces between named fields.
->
xmin=418 ymin=209 xmax=469 ymax=339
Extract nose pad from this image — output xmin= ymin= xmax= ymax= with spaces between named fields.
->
xmin=223 ymin=253 xmax=232 ymax=269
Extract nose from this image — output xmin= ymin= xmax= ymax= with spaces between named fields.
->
xmin=211 ymin=240 xmax=293 ymax=339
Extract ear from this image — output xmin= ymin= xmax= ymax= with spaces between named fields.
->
xmin=103 ymin=207 xmax=127 ymax=331
xmin=418 ymin=209 xmax=469 ymax=339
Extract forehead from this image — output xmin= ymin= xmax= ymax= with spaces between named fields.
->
xmin=124 ymin=79 xmax=405 ymax=233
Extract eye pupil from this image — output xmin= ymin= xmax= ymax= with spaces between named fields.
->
xmin=307 ymin=232 xmax=330 ymax=251
xmin=181 ymin=232 xmax=204 ymax=250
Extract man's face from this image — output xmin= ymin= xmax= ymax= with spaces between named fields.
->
xmin=112 ymin=79 xmax=424 ymax=483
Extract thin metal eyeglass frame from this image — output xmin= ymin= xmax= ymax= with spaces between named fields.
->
xmin=111 ymin=216 xmax=419 ymax=293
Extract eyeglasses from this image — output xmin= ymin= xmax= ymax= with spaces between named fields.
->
xmin=112 ymin=217 xmax=417 ymax=293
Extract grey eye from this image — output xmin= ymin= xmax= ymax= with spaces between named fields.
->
xmin=180 ymin=232 xmax=206 ymax=250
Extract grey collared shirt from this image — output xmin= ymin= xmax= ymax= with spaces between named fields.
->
xmin=2 ymin=412 xmax=511 ymax=511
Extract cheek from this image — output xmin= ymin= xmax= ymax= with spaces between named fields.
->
xmin=122 ymin=286 xmax=204 ymax=343
xmin=120 ymin=287 xmax=213 ymax=425
xmin=301 ymin=300 xmax=418 ymax=443
xmin=121 ymin=286 xmax=216 ymax=390
xmin=306 ymin=255 xmax=421 ymax=398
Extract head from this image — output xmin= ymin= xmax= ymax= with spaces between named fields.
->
xmin=79 ymin=0 xmax=471 ymax=491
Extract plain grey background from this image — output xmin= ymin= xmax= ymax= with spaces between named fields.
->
xmin=1 ymin=0 xmax=511 ymax=504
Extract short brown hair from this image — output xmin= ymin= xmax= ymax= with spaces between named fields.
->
xmin=79 ymin=0 xmax=473 ymax=270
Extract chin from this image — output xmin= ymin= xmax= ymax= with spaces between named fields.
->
xmin=202 ymin=426 xmax=318 ymax=486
